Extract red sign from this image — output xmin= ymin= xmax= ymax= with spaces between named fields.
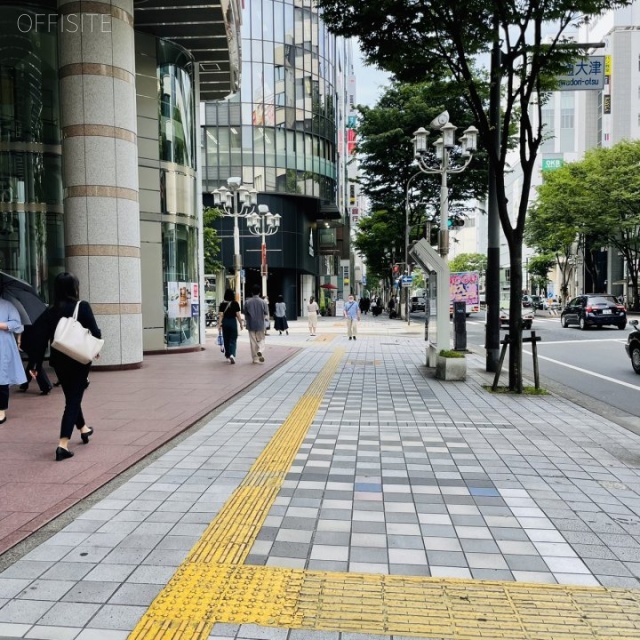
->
xmin=261 ymin=243 xmax=267 ymax=266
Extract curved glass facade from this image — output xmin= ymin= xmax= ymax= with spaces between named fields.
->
xmin=203 ymin=0 xmax=338 ymax=200
xmin=0 ymin=6 xmax=63 ymax=302
xmin=157 ymin=40 xmax=200 ymax=347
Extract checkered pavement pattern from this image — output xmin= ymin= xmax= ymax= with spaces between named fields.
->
xmin=1 ymin=327 xmax=640 ymax=640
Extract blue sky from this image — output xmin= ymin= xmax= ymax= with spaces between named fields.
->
xmin=353 ymin=45 xmax=391 ymax=107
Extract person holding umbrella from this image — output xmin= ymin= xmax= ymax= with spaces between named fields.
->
xmin=0 ymin=297 xmax=27 ymax=424
xmin=0 ymin=271 xmax=51 ymax=397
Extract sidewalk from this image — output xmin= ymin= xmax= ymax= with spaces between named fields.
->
xmin=0 ymin=333 xmax=299 ymax=558
xmin=1 ymin=314 xmax=640 ymax=640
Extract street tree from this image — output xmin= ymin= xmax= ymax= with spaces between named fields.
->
xmin=356 ymin=80 xmax=488 ymax=248
xmin=203 ymin=207 xmax=222 ymax=274
xmin=352 ymin=209 xmax=398 ymax=288
xmin=532 ymin=141 xmax=640 ymax=309
xmin=526 ymin=254 xmax=556 ymax=296
xmin=317 ymin=0 xmax=632 ymax=391
xmin=449 ymin=253 xmax=488 ymax=274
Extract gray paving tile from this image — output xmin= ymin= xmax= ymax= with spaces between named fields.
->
xmin=0 ymin=598 xmax=54 ymax=623
xmin=61 ymin=581 xmax=120 ymax=603
xmin=87 ymin=604 xmax=149 ymax=630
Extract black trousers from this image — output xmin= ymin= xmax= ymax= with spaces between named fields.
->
xmin=0 ymin=385 xmax=8 ymax=410
xmin=54 ymin=364 xmax=89 ymax=440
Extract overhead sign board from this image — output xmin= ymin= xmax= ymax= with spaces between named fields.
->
xmin=557 ymin=56 xmax=605 ymax=91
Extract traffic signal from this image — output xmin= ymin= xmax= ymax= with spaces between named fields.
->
xmin=447 ymin=217 xmax=465 ymax=229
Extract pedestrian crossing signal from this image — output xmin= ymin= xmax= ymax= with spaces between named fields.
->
xmin=448 ymin=217 xmax=465 ymax=229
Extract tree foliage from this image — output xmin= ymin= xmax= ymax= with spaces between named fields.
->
xmin=353 ymin=80 xmax=489 ymax=279
xmin=531 ymin=140 xmax=640 ymax=309
xmin=203 ymin=207 xmax=222 ymax=274
xmin=449 ymin=253 xmax=488 ymax=274
xmin=526 ymin=254 xmax=555 ymax=295
xmin=317 ymin=0 xmax=633 ymax=391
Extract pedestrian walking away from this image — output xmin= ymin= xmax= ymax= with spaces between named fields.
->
xmin=217 ymin=289 xmax=243 ymax=364
xmin=307 ymin=295 xmax=319 ymax=336
xmin=0 ymin=297 xmax=27 ymax=424
xmin=344 ymin=294 xmax=360 ymax=340
xmin=244 ymin=284 xmax=267 ymax=363
xmin=274 ymin=294 xmax=289 ymax=335
xmin=28 ymin=272 xmax=101 ymax=461
xmin=18 ymin=317 xmax=53 ymax=395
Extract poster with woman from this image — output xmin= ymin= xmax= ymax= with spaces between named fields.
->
xmin=177 ymin=282 xmax=191 ymax=318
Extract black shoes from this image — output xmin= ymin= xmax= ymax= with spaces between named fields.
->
xmin=40 ymin=386 xmax=53 ymax=396
xmin=56 ymin=447 xmax=74 ymax=461
xmin=80 ymin=427 xmax=94 ymax=444
xmin=19 ymin=383 xmax=28 ymax=392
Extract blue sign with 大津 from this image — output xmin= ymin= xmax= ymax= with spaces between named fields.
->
xmin=557 ymin=56 xmax=605 ymax=91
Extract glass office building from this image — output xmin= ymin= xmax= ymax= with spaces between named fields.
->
xmin=0 ymin=1 xmax=240 ymax=365
xmin=203 ymin=0 xmax=350 ymax=316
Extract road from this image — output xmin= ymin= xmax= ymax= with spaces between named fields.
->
xmin=409 ymin=308 xmax=640 ymax=420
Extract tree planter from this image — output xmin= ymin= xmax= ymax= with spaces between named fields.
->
xmin=435 ymin=350 xmax=466 ymax=381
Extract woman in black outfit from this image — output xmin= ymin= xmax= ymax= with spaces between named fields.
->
xmin=217 ymin=288 xmax=243 ymax=364
xmin=29 ymin=272 xmax=101 ymax=461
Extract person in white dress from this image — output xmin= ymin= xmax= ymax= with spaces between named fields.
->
xmin=307 ymin=296 xmax=319 ymax=336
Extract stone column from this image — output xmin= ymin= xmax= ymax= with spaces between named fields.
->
xmin=57 ymin=0 xmax=142 ymax=368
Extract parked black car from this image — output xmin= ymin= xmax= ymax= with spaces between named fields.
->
xmin=410 ymin=295 xmax=426 ymax=312
xmin=625 ymin=320 xmax=640 ymax=373
xmin=561 ymin=294 xmax=627 ymax=330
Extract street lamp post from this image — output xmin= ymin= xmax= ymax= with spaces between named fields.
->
xmin=404 ymin=170 xmax=424 ymax=327
xmin=211 ymin=177 xmax=258 ymax=302
xmin=246 ymin=204 xmax=281 ymax=296
xmin=412 ymin=116 xmax=478 ymax=258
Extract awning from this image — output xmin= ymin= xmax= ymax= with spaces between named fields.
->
xmin=319 ymin=201 xmax=342 ymax=220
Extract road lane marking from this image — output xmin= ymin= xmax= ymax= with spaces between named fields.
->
xmin=536 ymin=338 xmax=626 ymax=345
xmin=524 ymin=350 xmax=640 ymax=390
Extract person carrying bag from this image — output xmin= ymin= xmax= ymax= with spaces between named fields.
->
xmin=52 ymin=301 xmax=104 ymax=364
xmin=28 ymin=272 xmax=102 ymax=461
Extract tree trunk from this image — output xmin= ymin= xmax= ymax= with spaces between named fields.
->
xmin=508 ymin=242 xmax=523 ymax=393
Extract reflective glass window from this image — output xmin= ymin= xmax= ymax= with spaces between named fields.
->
xmin=0 ymin=7 xmax=63 ymax=301
xmin=230 ymin=127 xmax=241 ymax=165
xmin=264 ymin=128 xmax=275 ymax=165
xmin=273 ymin=1 xmax=285 ymax=41
xmin=251 ymin=1 xmax=262 ymax=38
xmin=158 ymin=40 xmax=195 ymax=168
xmin=262 ymin=1 xmax=274 ymax=41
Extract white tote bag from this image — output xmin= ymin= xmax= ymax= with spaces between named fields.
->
xmin=51 ymin=301 xmax=104 ymax=365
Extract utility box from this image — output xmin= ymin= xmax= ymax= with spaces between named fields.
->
xmin=453 ymin=301 xmax=467 ymax=351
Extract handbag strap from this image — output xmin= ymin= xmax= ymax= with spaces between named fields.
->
xmin=72 ymin=301 xmax=81 ymax=321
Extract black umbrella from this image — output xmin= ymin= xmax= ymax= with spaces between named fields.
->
xmin=0 ymin=271 xmax=47 ymax=325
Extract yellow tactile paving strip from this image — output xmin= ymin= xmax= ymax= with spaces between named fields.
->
xmin=128 ymin=348 xmax=640 ymax=640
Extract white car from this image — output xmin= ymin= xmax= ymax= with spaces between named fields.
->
xmin=542 ymin=298 xmax=561 ymax=310
xmin=499 ymin=306 xmax=534 ymax=330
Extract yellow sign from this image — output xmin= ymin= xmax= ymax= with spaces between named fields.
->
xmin=605 ymin=55 xmax=612 ymax=76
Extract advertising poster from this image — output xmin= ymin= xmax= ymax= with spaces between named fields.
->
xmin=167 ymin=281 xmax=179 ymax=319
xmin=191 ymin=281 xmax=199 ymax=319
xmin=449 ymin=271 xmax=480 ymax=305
xmin=177 ymin=282 xmax=191 ymax=318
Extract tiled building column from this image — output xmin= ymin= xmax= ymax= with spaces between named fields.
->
xmin=57 ymin=0 xmax=142 ymax=368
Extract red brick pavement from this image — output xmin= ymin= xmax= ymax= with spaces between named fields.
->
xmin=0 ymin=337 xmax=298 ymax=556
